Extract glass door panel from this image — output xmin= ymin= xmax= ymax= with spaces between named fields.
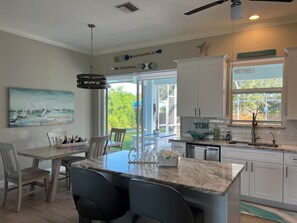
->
xmin=107 ymin=82 xmax=137 ymax=150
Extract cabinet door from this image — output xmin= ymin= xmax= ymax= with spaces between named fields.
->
xmin=250 ymin=161 xmax=283 ymax=202
xmin=286 ymin=47 xmax=297 ymax=119
xmin=221 ymin=158 xmax=249 ymax=196
xmin=198 ymin=58 xmax=226 ymax=118
xmin=284 ymin=165 xmax=297 ymax=205
xmin=176 ymin=60 xmax=198 ymax=117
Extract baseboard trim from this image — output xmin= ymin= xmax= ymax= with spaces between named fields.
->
xmin=241 ymin=195 xmax=297 ymax=212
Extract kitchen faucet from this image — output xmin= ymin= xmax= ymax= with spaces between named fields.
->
xmin=251 ymin=112 xmax=258 ymax=144
xmin=269 ymin=132 xmax=276 ymax=145
xmin=250 ymin=106 xmax=261 ymax=145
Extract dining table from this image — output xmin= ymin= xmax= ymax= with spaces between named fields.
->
xmin=18 ymin=144 xmax=88 ymax=202
xmin=73 ymin=150 xmax=244 ymax=223
xmin=17 ymin=140 xmax=120 ymax=202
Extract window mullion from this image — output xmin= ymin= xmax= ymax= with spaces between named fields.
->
xmin=233 ymin=87 xmax=282 ymax=94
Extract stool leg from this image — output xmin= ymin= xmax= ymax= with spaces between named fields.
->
xmin=78 ymin=215 xmax=92 ymax=223
xmin=132 ymin=215 xmax=139 ymax=223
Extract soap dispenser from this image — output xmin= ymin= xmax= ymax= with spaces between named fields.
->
xmin=225 ymin=130 xmax=232 ymax=141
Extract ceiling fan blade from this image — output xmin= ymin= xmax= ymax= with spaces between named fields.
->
xmin=184 ymin=0 xmax=228 ymax=15
xmin=249 ymin=0 xmax=293 ymax=2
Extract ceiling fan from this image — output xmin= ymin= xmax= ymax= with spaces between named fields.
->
xmin=184 ymin=0 xmax=294 ymax=21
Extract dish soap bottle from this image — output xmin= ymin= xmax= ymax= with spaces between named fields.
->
xmin=225 ymin=130 xmax=232 ymax=142
xmin=213 ymin=126 xmax=220 ymax=140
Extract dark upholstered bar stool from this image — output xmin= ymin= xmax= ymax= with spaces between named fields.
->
xmin=129 ymin=178 xmax=204 ymax=223
xmin=69 ymin=167 xmax=129 ymax=223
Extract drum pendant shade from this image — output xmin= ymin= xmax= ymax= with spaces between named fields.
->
xmin=77 ymin=24 xmax=107 ymax=89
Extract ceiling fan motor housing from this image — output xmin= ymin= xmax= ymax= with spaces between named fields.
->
xmin=231 ymin=0 xmax=242 ymax=20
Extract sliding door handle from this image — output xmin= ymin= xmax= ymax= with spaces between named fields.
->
xmin=245 ymin=161 xmax=248 ymax=172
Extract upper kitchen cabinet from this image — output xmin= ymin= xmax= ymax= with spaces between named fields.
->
xmin=286 ymin=47 xmax=297 ymax=120
xmin=176 ymin=55 xmax=229 ymax=118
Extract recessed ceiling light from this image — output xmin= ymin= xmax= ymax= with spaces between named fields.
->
xmin=249 ymin=15 xmax=260 ymax=21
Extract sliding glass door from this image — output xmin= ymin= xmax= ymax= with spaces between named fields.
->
xmin=105 ymin=71 xmax=179 ymax=151
xmin=106 ymin=75 xmax=137 ymax=150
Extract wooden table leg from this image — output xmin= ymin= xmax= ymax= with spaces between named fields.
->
xmin=48 ymin=159 xmax=61 ymax=202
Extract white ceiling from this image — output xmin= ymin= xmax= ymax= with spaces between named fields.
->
xmin=0 ymin=0 xmax=297 ymax=55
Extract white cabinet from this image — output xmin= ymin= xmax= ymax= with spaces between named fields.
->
xmin=286 ymin=47 xmax=297 ymax=119
xmin=176 ymin=60 xmax=198 ymax=117
xmin=249 ymin=161 xmax=283 ymax=202
xmin=222 ymin=157 xmax=249 ymax=196
xmin=284 ymin=152 xmax=297 ymax=205
xmin=176 ymin=55 xmax=229 ymax=118
xmin=221 ymin=146 xmax=283 ymax=202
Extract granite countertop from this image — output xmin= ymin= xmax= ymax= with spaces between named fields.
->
xmin=73 ymin=150 xmax=244 ymax=196
xmin=170 ymin=137 xmax=297 ymax=153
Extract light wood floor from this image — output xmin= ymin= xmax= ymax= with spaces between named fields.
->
xmin=0 ymin=182 xmax=274 ymax=223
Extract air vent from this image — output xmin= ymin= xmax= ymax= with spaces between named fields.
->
xmin=115 ymin=2 xmax=139 ymax=13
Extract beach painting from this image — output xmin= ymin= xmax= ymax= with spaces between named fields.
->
xmin=8 ymin=87 xmax=74 ymax=127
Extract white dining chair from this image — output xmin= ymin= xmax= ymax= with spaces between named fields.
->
xmin=47 ymin=131 xmax=84 ymax=188
xmin=0 ymin=142 xmax=50 ymax=212
xmin=109 ymin=128 xmax=126 ymax=151
xmin=87 ymin=135 xmax=110 ymax=159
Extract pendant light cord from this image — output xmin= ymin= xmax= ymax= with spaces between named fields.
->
xmin=88 ymin=24 xmax=95 ymax=68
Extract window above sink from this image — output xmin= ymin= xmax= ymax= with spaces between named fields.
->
xmin=230 ymin=57 xmax=284 ymax=127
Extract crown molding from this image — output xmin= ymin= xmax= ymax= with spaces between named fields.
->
xmin=95 ymin=14 xmax=297 ymax=55
xmin=1 ymin=14 xmax=297 ymax=56
xmin=0 ymin=23 xmax=88 ymax=54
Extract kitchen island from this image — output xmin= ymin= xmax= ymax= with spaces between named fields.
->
xmin=73 ymin=150 xmax=244 ymax=223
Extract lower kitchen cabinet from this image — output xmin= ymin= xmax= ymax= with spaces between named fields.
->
xmin=284 ymin=152 xmax=297 ymax=205
xmin=222 ymin=158 xmax=249 ymax=196
xmin=221 ymin=146 xmax=283 ymax=202
xmin=249 ymin=161 xmax=283 ymax=202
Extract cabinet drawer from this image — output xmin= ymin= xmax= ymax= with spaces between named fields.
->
xmin=221 ymin=146 xmax=283 ymax=164
xmin=284 ymin=152 xmax=297 ymax=166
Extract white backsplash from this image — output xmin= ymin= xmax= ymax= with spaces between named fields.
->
xmin=181 ymin=117 xmax=297 ymax=146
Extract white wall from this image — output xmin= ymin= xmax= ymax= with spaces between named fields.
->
xmin=95 ymin=22 xmax=297 ymax=75
xmin=95 ymin=22 xmax=297 ymax=146
xmin=0 ymin=30 xmax=93 ymax=180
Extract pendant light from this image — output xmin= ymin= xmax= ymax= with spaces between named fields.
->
xmin=77 ymin=24 xmax=107 ymax=89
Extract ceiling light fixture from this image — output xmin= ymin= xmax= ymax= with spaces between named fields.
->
xmin=77 ymin=24 xmax=107 ymax=89
xmin=249 ymin=15 xmax=260 ymax=21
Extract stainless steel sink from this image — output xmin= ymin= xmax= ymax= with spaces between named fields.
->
xmin=227 ymin=140 xmax=249 ymax=145
xmin=228 ymin=140 xmax=278 ymax=147
xmin=247 ymin=142 xmax=278 ymax=147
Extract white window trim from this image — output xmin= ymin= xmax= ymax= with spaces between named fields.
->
xmin=230 ymin=57 xmax=284 ymax=127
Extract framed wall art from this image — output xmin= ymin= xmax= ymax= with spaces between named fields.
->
xmin=8 ymin=87 xmax=74 ymax=128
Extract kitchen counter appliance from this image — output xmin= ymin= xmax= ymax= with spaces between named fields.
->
xmin=186 ymin=143 xmax=221 ymax=162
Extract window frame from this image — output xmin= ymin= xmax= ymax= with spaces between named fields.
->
xmin=229 ymin=57 xmax=285 ymax=127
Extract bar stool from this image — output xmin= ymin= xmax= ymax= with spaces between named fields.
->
xmin=129 ymin=178 xmax=204 ymax=223
xmin=69 ymin=167 xmax=129 ymax=223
